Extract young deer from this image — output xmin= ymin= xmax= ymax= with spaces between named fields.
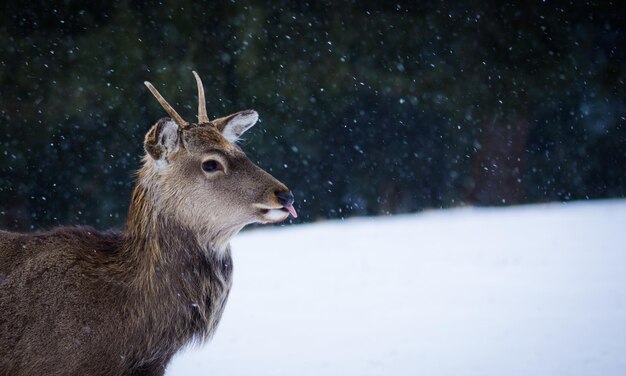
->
xmin=0 ymin=72 xmax=297 ymax=375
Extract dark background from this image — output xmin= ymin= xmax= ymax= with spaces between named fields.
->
xmin=0 ymin=1 xmax=624 ymax=231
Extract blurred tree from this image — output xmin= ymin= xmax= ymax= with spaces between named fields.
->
xmin=0 ymin=1 xmax=624 ymax=230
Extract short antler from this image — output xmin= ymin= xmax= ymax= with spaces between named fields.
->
xmin=144 ymin=81 xmax=188 ymax=128
xmin=192 ymin=71 xmax=209 ymax=124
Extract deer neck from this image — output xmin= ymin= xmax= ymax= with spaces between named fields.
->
xmin=122 ymin=167 xmax=237 ymax=289
xmin=120 ymin=170 xmax=235 ymax=347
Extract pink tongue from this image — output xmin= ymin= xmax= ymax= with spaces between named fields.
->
xmin=284 ymin=205 xmax=298 ymax=218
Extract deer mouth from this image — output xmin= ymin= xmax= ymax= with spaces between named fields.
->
xmin=282 ymin=205 xmax=298 ymax=218
xmin=256 ymin=204 xmax=297 ymax=223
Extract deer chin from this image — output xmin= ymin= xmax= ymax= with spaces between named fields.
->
xmin=259 ymin=208 xmax=290 ymax=223
xmin=253 ymin=204 xmax=290 ymax=223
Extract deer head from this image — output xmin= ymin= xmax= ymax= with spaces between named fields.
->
xmin=141 ymin=72 xmax=297 ymax=249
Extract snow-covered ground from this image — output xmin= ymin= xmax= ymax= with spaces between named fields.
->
xmin=168 ymin=200 xmax=626 ymax=376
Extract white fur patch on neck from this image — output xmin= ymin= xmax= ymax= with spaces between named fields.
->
xmin=222 ymin=111 xmax=258 ymax=143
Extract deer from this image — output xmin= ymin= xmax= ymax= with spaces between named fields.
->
xmin=0 ymin=71 xmax=297 ymax=375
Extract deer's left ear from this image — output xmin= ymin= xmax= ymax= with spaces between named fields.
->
xmin=144 ymin=118 xmax=180 ymax=162
xmin=213 ymin=110 xmax=259 ymax=143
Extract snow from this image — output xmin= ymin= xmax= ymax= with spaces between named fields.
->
xmin=167 ymin=200 xmax=626 ymax=376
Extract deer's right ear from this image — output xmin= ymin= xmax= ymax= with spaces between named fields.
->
xmin=144 ymin=119 xmax=180 ymax=162
xmin=213 ymin=110 xmax=259 ymax=143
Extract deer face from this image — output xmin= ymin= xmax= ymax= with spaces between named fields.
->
xmin=142 ymin=73 xmax=297 ymax=237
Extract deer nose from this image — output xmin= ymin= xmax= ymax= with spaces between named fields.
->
xmin=275 ymin=190 xmax=294 ymax=207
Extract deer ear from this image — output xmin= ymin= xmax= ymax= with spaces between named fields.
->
xmin=213 ymin=110 xmax=259 ymax=143
xmin=144 ymin=118 xmax=180 ymax=162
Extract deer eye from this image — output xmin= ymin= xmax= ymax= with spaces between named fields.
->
xmin=202 ymin=160 xmax=223 ymax=173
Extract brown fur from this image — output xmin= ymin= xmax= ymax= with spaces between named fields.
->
xmin=0 ymin=111 xmax=292 ymax=375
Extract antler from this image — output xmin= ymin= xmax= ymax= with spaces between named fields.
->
xmin=192 ymin=71 xmax=209 ymax=124
xmin=144 ymin=81 xmax=188 ymax=128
